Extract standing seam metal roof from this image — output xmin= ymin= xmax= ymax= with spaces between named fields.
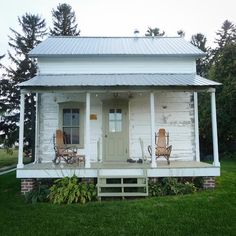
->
xmin=29 ymin=37 xmax=206 ymax=57
xmin=19 ymin=74 xmax=221 ymax=87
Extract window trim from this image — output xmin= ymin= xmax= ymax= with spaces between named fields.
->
xmin=58 ymin=101 xmax=84 ymax=148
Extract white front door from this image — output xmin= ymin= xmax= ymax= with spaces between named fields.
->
xmin=103 ymin=101 xmax=129 ymax=162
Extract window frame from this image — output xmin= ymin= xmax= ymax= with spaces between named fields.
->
xmin=58 ymin=102 xmax=84 ymax=148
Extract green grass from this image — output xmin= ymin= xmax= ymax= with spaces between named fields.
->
xmin=0 ymin=149 xmax=31 ymax=168
xmin=0 ymin=159 xmax=235 ymax=236
xmin=0 ymin=149 xmax=19 ymax=168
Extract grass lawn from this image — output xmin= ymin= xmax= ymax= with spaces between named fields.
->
xmin=0 ymin=149 xmax=31 ymax=168
xmin=0 ymin=159 xmax=235 ymax=236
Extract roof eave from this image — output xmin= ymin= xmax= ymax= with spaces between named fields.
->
xmin=28 ymin=53 xmax=206 ymax=58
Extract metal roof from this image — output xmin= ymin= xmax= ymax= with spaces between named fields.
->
xmin=20 ymin=74 xmax=220 ymax=88
xmin=29 ymin=37 xmax=205 ymax=57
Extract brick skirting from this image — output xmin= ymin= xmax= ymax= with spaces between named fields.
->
xmin=203 ymin=177 xmax=216 ymax=189
xmin=21 ymin=178 xmax=37 ymax=194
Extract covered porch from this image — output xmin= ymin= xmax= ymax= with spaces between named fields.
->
xmin=17 ymin=73 xmax=221 ymax=178
xmin=17 ymin=160 xmax=220 ymax=179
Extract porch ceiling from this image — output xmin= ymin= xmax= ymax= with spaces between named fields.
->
xmin=20 ymin=73 xmax=221 ymax=90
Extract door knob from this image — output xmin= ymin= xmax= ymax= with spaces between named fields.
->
xmin=105 ymin=134 xmax=108 ymax=138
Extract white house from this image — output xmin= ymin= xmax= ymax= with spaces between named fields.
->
xmin=17 ymin=36 xmax=221 ymax=196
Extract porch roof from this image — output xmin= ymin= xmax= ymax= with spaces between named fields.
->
xmin=20 ymin=73 xmax=221 ymax=89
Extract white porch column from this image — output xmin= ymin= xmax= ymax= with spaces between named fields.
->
xmin=85 ymin=92 xmax=91 ymax=168
xmin=194 ymin=92 xmax=200 ymax=162
xmin=17 ymin=92 xmax=25 ymax=169
xmin=210 ymin=89 xmax=220 ymax=166
xmin=150 ymin=92 xmax=157 ymax=168
xmin=34 ymin=93 xmax=39 ymax=163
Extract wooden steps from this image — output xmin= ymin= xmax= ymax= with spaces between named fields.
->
xmin=97 ymin=169 xmax=148 ymax=200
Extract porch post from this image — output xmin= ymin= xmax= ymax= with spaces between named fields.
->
xmin=210 ymin=89 xmax=220 ymax=167
xmin=150 ymin=92 xmax=157 ymax=168
xmin=17 ymin=92 xmax=25 ymax=169
xmin=194 ymin=92 xmax=200 ymax=162
xmin=34 ymin=93 xmax=39 ymax=163
xmin=85 ymin=92 xmax=91 ymax=168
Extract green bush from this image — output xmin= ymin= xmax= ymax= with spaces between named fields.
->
xmin=149 ymin=178 xmax=196 ymax=196
xmin=48 ymin=175 xmax=97 ymax=204
xmin=25 ymin=184 xmax=50 ymax=204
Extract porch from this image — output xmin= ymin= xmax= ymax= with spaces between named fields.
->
xmin=17 ymin=160 xmax=220 ymax=179
xmin=17 ymin=73 xmax=221 ymax=177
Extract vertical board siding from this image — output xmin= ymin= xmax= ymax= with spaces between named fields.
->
xmin=38 ymin=57 xmax=196 ymax=74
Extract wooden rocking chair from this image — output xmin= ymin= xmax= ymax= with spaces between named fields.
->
xmin=53 ymin=129 xmax=85 ymax=165
xmin=148 ymin=128 xmax=172 ymax=165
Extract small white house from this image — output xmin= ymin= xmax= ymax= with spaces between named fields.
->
xmin=17 ymin=36 xmax=221 ymax=195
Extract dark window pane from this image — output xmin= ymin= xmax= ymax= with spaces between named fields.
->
xmin=72 ymin=127 xmax=80 ymax=144
xmin=72 ymin=109 xmax=80 ymax=126
xmin=63 ymin=128 xmax=71 ymax=144
xmin=63 ymin=109 xmax=71 ymax=126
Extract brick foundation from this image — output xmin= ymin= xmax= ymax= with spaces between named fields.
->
xmin=203 ymin=177 xmax=216 ymax=189
xmin=21 ymin=178 xmax=37 ymax=194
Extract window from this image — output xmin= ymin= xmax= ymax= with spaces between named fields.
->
xmin=63 ymin=109 xmax=80 ymax=144
xmin=109 ymin=108 xmax=122 ymax=132
xmin=59 ymin=102 xmax=84 ymax=147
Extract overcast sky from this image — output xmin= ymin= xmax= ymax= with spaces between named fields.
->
xmin=0 ymin=0 xmax=235 ymax=65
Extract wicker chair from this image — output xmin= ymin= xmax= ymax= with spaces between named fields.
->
xmin=148 ymin=128 xmax=172 ymax=165
xmin=53 ymin=129 xmax=85 ymax=165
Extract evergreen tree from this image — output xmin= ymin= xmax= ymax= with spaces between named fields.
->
xmin=198 ymin=21 xmax=236 ymax=154
xmin=50 ymin=3 xmax=80 ymax=36
xmin=0 ymin=13 xmax=47 ymax=154
xmin=191 ymin=33 xmax=208 ymax=76
xmin=145 ymin=27 xmax=165 ymax=36
xmin=177 ymin=30 xmax=185 ymax=37
xmin=209 ymin=20 xmax=236 ymax=151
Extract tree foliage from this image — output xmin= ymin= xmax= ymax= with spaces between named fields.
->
xmin=0 ymin=13 xmax=47 ymax=151
xmin=197 ymin=20 xmax=236 ymax=154
xmin=191 ymin=33 xmax=209 ymax=76
xmin=177 ymin=30 xmax=185 ymax=37
xmin=145 ymin=27 xmax=165 ymax=36
xmin=50 ymin=3 xmax=80 ymax=36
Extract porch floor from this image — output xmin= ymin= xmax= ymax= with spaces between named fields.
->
xmin=17 ymin=161 xmax=220 ymax=178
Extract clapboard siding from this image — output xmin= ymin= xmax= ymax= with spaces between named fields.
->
xmin=129 ymin=92 xmax=195 ymax=161
xmin=38 ymin=57 xmax=196 ymax=74
xmin=38 ymin=93 xmax=103 ymax=162
xmin=38 ymin=91 xmax=195 ymax=162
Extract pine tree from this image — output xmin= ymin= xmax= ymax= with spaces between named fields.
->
xmin=177 ymin=30 xmax=185 ymax=37
xmin=145 ymin=27 xmax=165 ymax=36
xmin=190 ymin=33 xmax=208 ymax=76
xmin=50 ymin=3 xmax=80 ymax=36
xmin=197 ymin=21 xmax=236 ymax=154
xmin=0 ymin=13 xmax=47 ymax=154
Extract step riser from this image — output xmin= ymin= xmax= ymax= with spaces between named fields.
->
xmin=97 ymin=169 xmax=148 ymax=199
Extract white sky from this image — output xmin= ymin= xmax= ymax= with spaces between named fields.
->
xmin=0 ymin=0 xmax=235 ymax=65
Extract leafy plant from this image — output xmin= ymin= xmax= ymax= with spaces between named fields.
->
xmin=25 ymin=184 xmax=50 ymax=204
xmin=149 ymin=178 xmax=196 ymax=196
xmin=48 ymin=175 xmax=97 ymax=204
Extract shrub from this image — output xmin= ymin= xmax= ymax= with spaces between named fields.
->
xmin=25 ymin=184 xmax=50 ymax=204
xmin=148 ymin=177 xmax=196 ymax=196
xmin=48 ymin=175 xmax=97 ymax=204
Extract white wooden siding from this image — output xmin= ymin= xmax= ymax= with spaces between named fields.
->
xmin=38 ymin=91 xmax=195 ymax=163
xmin=129 ymin=92 xmax=195 ymax=161
xmin=38 ymin=57 xmax=196 ymax=74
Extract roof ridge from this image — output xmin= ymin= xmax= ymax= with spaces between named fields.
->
xmin=48 ymin=36 xmax=182 ymax=39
